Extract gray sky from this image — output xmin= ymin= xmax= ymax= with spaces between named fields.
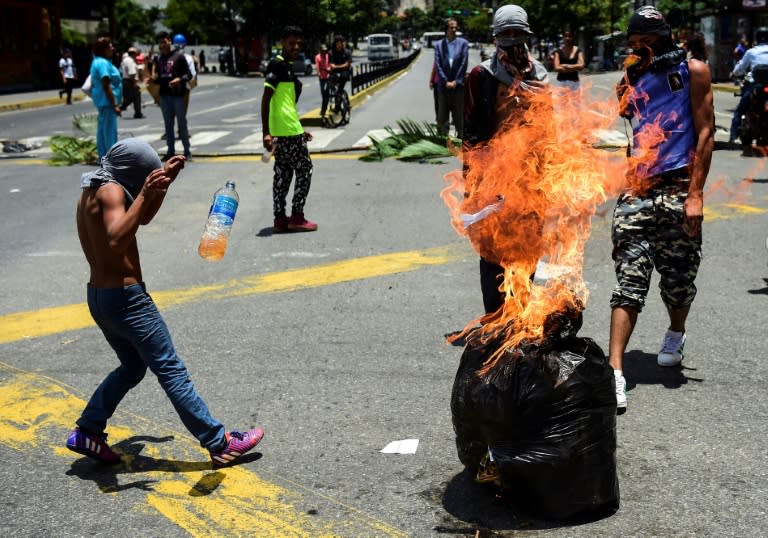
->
xmin=134 ymin=0 xmax=168 ymax=8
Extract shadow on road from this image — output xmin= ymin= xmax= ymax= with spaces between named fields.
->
xmin=622 ymin=350 xmax=703 ymax=390
xmin=65 ymin=434 xmax=262 ymax=494
xmin=433 ymin=467 xmax=615 ymax=534
xmin=748 ymin=277 xmax=768 ymax=294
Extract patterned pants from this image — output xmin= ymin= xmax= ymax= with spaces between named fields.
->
xmin=610 ymin=182 xmax=702 ymax=312
xmin=272 ymin=135 xmax=313 ymax=217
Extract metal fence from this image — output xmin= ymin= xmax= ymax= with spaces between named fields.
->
xmin=351 ymin=49 xmax=420 ymax=96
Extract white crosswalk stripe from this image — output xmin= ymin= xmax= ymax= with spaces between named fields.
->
xmin=189 ymin=130 xmax=230 ymax=145
xmin=226 ymin=128 xmax=345 ymax=152
xmin=17 ymin=128 xmax=632 ymax=158
xmin=353 ymin=129 xmax=394 ymax=148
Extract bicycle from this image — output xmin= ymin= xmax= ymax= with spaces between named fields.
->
xmin=323 ymin=72 xmax=351 ymax=128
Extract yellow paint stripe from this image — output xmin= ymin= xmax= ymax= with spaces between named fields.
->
xmin=0 ymin=245 xmax=465 ymax=344
xmin=1 ymin=158 xmax=49 ymax=165
xmin=704 ymin=202 xmax=767 ymax=222
xmin=722 ymin=202 xmax=766 ymax=214
xmin=0 ymin=363 xmax=407 ymax=537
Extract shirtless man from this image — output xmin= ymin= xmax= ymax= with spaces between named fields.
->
xmin=66 ymin=138 xmax=263 ymax=466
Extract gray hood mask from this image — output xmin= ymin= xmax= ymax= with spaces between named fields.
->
xmin=80 ymin=138 xmax=162 ymax=206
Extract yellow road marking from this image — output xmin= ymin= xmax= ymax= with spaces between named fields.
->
xmin=0 ymin=363 xmax=407 ymax=537
xmin=704 ymin=202 xmax=767 ymax=221
xmin=0 ymin=245 xmax=466 ymax=344
xmin=0 ymin=153 xmax=364 ymax=166
xmin=723 ymin=202 xmax=767 ymax=214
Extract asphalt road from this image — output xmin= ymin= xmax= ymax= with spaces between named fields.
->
xmin=0 ymin=50 xmax=767 ymax=537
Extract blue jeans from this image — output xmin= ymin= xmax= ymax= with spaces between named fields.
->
xmin=96 ymin=106 xmax=118 ymax=159
xmin=730 ymin=82 xmax=753 ymax=141
xmin=78 ymin=283 xmax=225 ymax=450
xmin=160 ymin=94 xmax=190 ymax=156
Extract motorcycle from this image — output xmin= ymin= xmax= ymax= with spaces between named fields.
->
xmin=738 ymin=65 xmax=768 ymax=153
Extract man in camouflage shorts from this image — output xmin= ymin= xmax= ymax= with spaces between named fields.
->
xmin=609 ymin=7 xmax=713 ymax=414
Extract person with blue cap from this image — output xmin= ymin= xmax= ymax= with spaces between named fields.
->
xmin=67 ymin=138 xmax=264 ymax=467
xmin=151 ymin=31 xmax=193 ymax=161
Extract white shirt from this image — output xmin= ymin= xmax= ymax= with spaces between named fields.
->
xmin=184 ymin=52 xmax=197 ymax=89
xmin=120 ymin=54 xmax=137 ymax=79
xmin=733 ymin=43 xmax=768 ymax=83
xmin=59 ymin=57 xmax=75 ymax=79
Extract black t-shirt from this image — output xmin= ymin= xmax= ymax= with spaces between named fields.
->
xmin=330 ymin=48 xmax=352 ymax=77
xmin=154 ymin=49 xmax=191 ymax=96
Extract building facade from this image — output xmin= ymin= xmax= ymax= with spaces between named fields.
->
xmin=0 ymin=1 xmax=114 ymax=93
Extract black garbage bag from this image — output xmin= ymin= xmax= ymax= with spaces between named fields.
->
xmin=450 ymin=311 xmax=619 ymax=520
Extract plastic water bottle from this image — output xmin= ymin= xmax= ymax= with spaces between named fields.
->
xmin=198 ymin=181 xmax=239 ymax=261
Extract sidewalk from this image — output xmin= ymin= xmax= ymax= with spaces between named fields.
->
xmin=0 ymin=73 xmax=237 ymax=113
xmin=0 ymin=88 xmax=87 ymax=112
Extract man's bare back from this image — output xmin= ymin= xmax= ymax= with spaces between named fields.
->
xmin=76 ymin=156 xmax=185 ymax=288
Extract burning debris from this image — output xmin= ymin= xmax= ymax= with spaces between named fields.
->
xmin=442 ymin=80 xmax=629 ymax=369
xmin=443 ymin=58 xmax=644 ymax=520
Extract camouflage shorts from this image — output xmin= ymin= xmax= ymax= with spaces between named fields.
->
xmin=610 ymin=184 xmax=702 ymax=312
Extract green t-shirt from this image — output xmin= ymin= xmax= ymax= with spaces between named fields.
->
xmin=264 ymin=54 xmax=304 ymax=136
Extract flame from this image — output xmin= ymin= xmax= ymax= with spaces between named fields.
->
xmin=442 ymin=77 xmax=669 ymax=372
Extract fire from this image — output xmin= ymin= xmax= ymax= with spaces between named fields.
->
xmin=442 ymin=78 xmax=665 ymax=372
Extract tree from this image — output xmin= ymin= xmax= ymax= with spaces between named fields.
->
xmin=163 ymin=0 xmax=231 ymax=44
xmin=114 ymin=0 xmax=159 ymax=48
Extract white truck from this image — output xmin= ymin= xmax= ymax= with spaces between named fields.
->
xmin=367 ymin=34 xmax=399 ymax=61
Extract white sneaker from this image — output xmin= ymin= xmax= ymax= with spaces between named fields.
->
xmin=614 ymin=370 xmax=627 ymax=415
xmin=658 ymin=330 xmax=686 ymax=366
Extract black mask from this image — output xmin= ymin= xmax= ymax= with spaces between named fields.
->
xmin=496 ymin=37 xmax=529 ymax=70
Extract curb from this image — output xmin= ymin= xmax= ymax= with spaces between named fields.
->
xmin=0 ymin=93 xmax=87 ymax=113
xmin=712 ymin=83 xmax=740 ymax=94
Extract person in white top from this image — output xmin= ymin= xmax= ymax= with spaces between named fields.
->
xmin=120 ymin=48 xmax=144 ymax=118
xmin=172 ymin=34 xmax=198 ymax=114
xmin=58 ymin=48 xmax=77 ymax=105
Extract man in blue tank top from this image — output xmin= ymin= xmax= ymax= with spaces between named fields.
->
xmin=609 ymin=7 xmax=713 ymax=414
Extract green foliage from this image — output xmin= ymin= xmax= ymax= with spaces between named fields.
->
xmin=114 ymin=0 xmax=158 ymax=47
xmin=72 ymin=113 xmax=98 ymax=137
xmin=154 ymin=0 xmax=723 ymax=52
xmin=164 ymin=0 xmax=231 ymax=44
xmin=48 ymin=136 xmax=98 ymax=166
xmin=360 ymin=119 xmax=458 ymax=163
xmin=61 ymin=21 xmax=88 ymax=47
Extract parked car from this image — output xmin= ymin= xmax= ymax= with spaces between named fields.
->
xmin=259 ymin=53 xmax=313 ymax=76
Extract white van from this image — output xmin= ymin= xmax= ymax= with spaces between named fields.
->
xmin=367 ymin=34 xmax=399 ymax=61
xmin=421 ymin=31 xmax=445 ymax=48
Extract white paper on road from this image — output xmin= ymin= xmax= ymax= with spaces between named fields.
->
xmin=380 ymin=438 xmax=419 ymax=454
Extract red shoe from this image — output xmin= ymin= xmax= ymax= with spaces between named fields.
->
xmin=210 ymin=428 xmax=264 ymax=468
xmin=287 ymin=213 xmax=318 ymax=232
xmin=273 ymin=215 xmax=289 ymax=233
xmin=66 ymin=427 xmax=121 ymax=464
